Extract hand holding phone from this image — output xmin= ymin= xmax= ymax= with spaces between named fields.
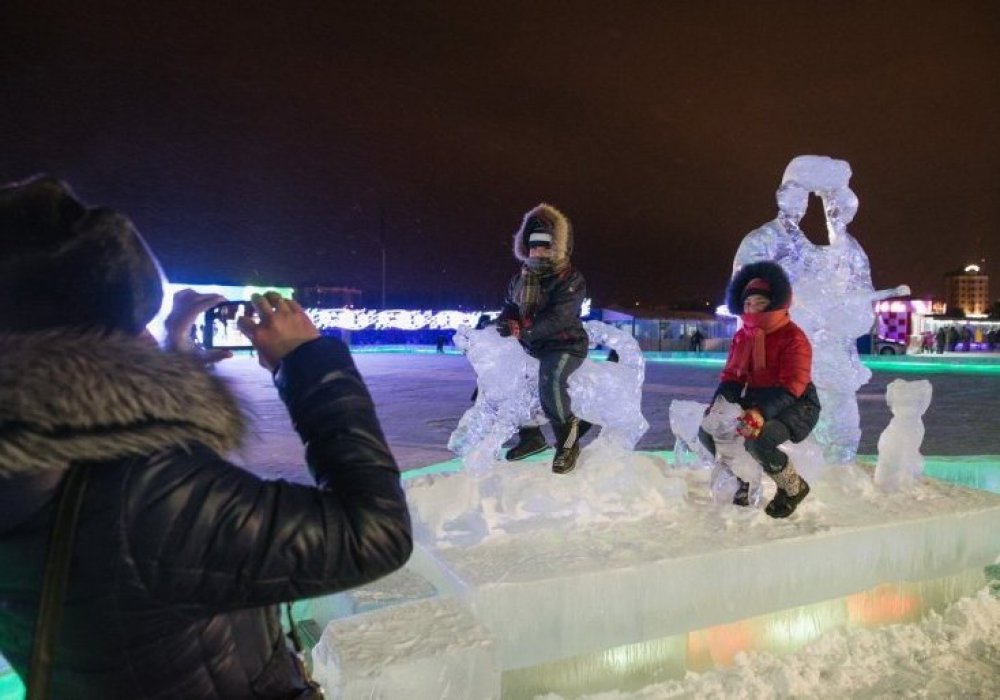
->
xmin=236 ymin=292 xmax=320 ymax=371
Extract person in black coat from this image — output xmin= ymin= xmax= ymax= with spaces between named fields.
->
xmin=0 ymin=176 xmax=412 ymax=698
xmin=496 ymin=204 xmax=590 ymax=474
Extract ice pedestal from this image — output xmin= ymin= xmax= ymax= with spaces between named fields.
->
xmin=309 ymin=456 xmax=1000 ymax=697
xmin=311 ymin=598 xmax=500 ymax=699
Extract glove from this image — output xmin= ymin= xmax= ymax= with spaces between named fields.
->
xmin=497 ymin=319 xmax=521 ymax=339
xmin=736 ymin=408 xmax=764 ymax=439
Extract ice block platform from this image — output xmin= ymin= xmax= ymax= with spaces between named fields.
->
xmin=309 ymin=454 xmax=1000 ymax=697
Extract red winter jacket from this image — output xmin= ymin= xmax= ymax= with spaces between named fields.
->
xmin=716 ymin=318 xmax=818 ymax=429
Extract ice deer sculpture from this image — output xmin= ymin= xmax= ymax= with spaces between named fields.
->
xmin=448 ymin=320 xmax=648 ymax=471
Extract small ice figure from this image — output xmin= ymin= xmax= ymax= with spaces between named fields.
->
xmin=668 ymin=400 xmax=713 ymax=468
xmin=449 ymin=320 xmax=648 ymax=471
xmin=734 ymin=155 xmax=909 ymax=464
xmin=874 ymin=379 xmax=933 ymax=492
xmin=700 ymin=397 xmax=763 ymax=506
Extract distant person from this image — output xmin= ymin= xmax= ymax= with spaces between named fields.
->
xmin=690 ymin=328 xmax=704 ymax=353
xmin=699 ymin=261 xmax=821 ymax=518
xmin=935 ymin=327 xmax=946 ymax=354
xmin=436 ymin=334 xmax=446 ymax=353
xmin=497 ymin=203 xmax=591 ymax=474
xmin=0 ymin=176 xmax=412 ymax=698
xmin=948 ymin=325 xmax=959 ymax=351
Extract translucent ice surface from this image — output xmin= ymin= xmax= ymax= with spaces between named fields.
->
xmin=875 ymin=379 xmax=933 ymax=492
xmin=448 ymin=321 xmax=648 ymax=470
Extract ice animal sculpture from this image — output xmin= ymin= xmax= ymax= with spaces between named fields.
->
xmin=668 ymin=400 xmax=713 ymax=468
xmin=448 ymin=320 xmax=648 ymax=470
xmin=734 ymin=155 xmax=909 ymax=464
xmin=875 ymin=379 xmax=933 ymax=492
xmin=700 ymin=397 xmax=764 ymax=506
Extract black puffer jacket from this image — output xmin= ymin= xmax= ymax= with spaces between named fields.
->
xmin=500 ymin=267 xmax=589 ymax=358
xmin=0 ymin=333 xmax=412 ymax=698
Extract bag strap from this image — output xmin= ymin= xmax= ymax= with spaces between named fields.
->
xmin=27 ymin=464 xmax=89 ymax=700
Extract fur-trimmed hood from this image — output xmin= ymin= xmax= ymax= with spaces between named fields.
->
xmin=0 ymin=331 xmax=246 ymax=478
xmin=727 ymin=260 xmax=793 ymax=315
xmin=512 ymin=203 xmax=573 ymax=263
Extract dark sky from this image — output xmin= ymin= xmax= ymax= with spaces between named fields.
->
xmin=2 ymin=1 xmax=998 ymax=309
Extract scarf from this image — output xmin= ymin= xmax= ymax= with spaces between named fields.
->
xmin=512 ymin=257 xmax=569 ymax=319
xmin=723 ymin=308 xmax=791 ymax=378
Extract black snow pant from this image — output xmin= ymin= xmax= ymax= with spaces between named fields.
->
xmin=537 ymin=351 xmax=584 ymax=424
xmin=698 ymin=420 xmax=791 ymax=475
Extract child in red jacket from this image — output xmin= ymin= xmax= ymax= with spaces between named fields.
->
xmin=699 ymin=260 xmax=821 ymax=518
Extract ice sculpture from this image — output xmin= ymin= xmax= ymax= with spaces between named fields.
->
xmin=734 ymin=155 xmax=909 ymax=463
xmin=448 ymin=320 xmax=648 ymax=470
xmin=700 ymin=397 xmax=764 ymax=506
xmin=668 ymin=400 xmax=713 ymax=468
xmin=875 ymin=379 xmax=933 ymax=492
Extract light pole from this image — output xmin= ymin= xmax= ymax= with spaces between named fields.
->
xmin=379 ymin=207 xmax=386 ymax=309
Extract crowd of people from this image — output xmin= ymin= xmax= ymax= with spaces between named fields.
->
xmin=924 ymin=325 xmax=999 ymax=353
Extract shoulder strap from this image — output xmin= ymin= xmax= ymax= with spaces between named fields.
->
xmin=27 ymin=464 xmax=89 ymax=700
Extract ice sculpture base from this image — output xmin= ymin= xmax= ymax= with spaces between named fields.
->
xmin=308 ymin=456 xmax=1000 ymax=697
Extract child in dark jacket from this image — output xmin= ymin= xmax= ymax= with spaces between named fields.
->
xmin=700 ymin=260 xmax=821 ymax=518
xmin=496 ymin=203 xmax=590 ymax=474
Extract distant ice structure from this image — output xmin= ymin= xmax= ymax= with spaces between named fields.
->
xmin=734 ymin=155 xmax=909 ymax=464
xmin=875 ymin=379 xmax=933 ymax=492
xmin=448 ymin=321 xmax=648 ymax=470
xmin=668 ymin=400 xmax=713 ymax=468
xmin=700 ymin=397 xmax=764 ymax=506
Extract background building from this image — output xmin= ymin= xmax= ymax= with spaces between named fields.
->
xmin=944 ymin=264 xmax=989 ymax=317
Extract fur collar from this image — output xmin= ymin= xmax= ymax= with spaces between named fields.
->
xmin=0 ymin=331 xmax=246 ymax=476
xmin=512 ymin=203 xmax=573 ymax=263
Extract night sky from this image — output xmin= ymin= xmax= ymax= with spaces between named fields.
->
xmin=2 ymin=1 xmax=998 ymax=310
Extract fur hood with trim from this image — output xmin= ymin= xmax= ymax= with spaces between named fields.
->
xmin=727 ymin=260 xmax=793 ymax=315
xmin=0 ymin=330 xmax=246 ymax=477
xmin=512 ymin=203 xmax=574 ymax=263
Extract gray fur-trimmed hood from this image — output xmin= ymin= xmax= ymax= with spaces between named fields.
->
xmin=0 ymin=331 xmax=247 ymax=477
xmin=512 ymin=203 xmax=573 ymax=263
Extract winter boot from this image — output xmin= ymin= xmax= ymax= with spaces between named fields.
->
xmin=765 ymin=463 xmax=810 ymax=518
xmin=732 ymin=479 xmax=751 ymax=507
xmin=505 ymin=426 xmax=549 ymax=461
xmin=552 ymin=417 xmax=583 ymax=474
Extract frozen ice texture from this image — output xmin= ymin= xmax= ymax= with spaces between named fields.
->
xmin=667 ymin=399 xmax=713 ymax=468
xmin=322 ymin=461 xmax=1000 ymax=682
xmin=733 ymin=155 xmax=909 ymax=464
xmin=448 ymin=321 xmax=648 ymax=470
xmin=700 ymin=397 xmax=764 ymax=506
xmin=407 ymin=448 xmax=684 ymax=549
xmin=311 ymin=598 xmax=500 ymax=699
xmin=875 ymin=379 xmax=933 ymax=492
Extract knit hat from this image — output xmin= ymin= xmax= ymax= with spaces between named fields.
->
xmin=0 ymin=175 xmax=164 ymax=333
xmin=524 ymin=215 xmax=553 ymax=248
xmin=741 ymin=278 xmax=772 ymax=303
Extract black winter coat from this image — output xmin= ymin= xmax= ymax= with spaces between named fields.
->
xmin=0 ymin=333 xmax=412 ymax=698
xmin=500 ymin=266 xmax=588 ymax=358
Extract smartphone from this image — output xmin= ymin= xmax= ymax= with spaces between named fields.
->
xmin=203 ymin=301 xmax=256 ymax=349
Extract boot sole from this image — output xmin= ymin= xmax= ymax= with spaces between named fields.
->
xmin=505 ymin=444 xmax=549 ymax=461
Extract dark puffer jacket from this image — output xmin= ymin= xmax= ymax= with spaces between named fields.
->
xmin=500 ymin=266 xmax=589 ymax=358
xmin=0 ymin=333 xmax=412 ymax=698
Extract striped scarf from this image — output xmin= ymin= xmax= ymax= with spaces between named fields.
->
xmin=512 ymin=257 xmax=569 ymax=319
